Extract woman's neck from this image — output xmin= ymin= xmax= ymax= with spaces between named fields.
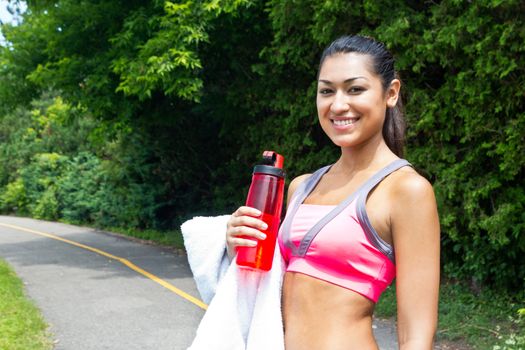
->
xmin=335 ymin=139 xmax=398 ymax=175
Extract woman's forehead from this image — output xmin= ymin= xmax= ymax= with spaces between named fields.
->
xmin=318 ymin=53 xmax=376 ymax=81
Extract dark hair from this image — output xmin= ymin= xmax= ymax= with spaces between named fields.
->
xmin=319 ymin=35 xmax=406 ymax=157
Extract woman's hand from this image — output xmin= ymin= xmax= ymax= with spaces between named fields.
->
xmin=226 ymin=206 xmax=268 ymax=259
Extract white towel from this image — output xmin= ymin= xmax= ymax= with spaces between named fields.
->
xmin=181 ymin=216 xmax=285 ymax=350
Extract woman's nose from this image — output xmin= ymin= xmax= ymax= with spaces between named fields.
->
xmin=330 ymin=92 xmax=350 ymax=114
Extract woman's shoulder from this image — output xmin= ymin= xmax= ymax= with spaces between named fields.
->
xmin=289 ymin=173 xmax=312 ymax=187
xmin=386 ymin=164 xmax=436 ymax=208
xmin=287 ymin=173 xmax=312 ymax=201
xmin=288 ymin=164 xmax=332 ymax=192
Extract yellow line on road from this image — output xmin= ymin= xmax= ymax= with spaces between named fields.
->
xmin=0 ymin=222 xmax=208 ymax=310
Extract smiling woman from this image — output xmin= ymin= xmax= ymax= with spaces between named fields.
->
xmin=226 ymin=35 xmax=440 ymax=350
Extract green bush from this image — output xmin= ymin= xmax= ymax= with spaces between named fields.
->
xmin=0 ymin=178 xmax=28 ymax=214
xmin=57 ymin=152 xmax=104 ymax=224
xmin=20 ymin=152 xmax=68 ymax=216
xmin=33 ymin=186 xmax=59 ymax=220
xmin=0 ymin=0 xmax=523 ymax=291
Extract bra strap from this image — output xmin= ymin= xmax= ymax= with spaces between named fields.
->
xmin=355 ymin=159 xmax=411 ymax=198
xmin=355 ymin=159 xmax=411 ymax=263
xmin=280 ymin=165 xmax=332 ymax=255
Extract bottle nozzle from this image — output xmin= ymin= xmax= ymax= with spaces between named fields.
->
xmin=262 ymin=151 xmax=284 ymax=169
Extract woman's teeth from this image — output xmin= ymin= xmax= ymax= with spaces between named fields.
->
xmin=333 ymin=119 xmax=356 ymax=126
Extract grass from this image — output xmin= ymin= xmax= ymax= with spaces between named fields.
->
xmin=104 ymin=226 xmax=185 ymax=249
xmin=375 ymin=280 xmax=525 ymax=349
xmin=58 ymin=217 xmax=186 ymax=250
xmin=0 ymin=259 xmax=52 ymax=350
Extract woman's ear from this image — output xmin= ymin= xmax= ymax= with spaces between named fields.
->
xmin=386 ymin=79 xmax=401 ymax=108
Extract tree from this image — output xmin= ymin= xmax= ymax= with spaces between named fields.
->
xmin=0 ymin=0 xmax=523 ymax=290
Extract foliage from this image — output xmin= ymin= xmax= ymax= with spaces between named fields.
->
xmin=0 ymin=178 xmax=28 ymax=215
xmin=0 ymin=91 xmax=168 ymax=229
xmin=391 ymin=1 xmax=525 ymax=289
xmin=21 ymin=152 xmax=66 ymax=220
xmin=0 ymin=259 xmax=52 ymax=350
xmin=492 ymin=311 xmax=524 ymax=350
xmin=0 ymin=0 xmax=523 ymax=291
xmin=377 ymin=282 xmax=525 ymax=349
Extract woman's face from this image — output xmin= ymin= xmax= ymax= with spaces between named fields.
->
xmin=316 ymin=53 xmax=399 ymax=150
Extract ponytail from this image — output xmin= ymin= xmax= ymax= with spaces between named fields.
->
xmin=383 ymin=96 xmax=406 ymax=157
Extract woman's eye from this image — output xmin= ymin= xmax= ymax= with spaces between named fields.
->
xmin=319 ymin=88 xmax=333 ymax=95
xmin=348 ymin=86 xmax=364 ymax=93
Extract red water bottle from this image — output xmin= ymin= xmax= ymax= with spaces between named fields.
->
xmin=236 ymin=151 xmax=285 ymax=271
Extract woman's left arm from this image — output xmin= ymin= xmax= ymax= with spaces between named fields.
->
xmin=391 ymin=173 xmax=440 ymax=350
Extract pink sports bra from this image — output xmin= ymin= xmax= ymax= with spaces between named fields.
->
xmin=278 ymin=159 xmax=411 ymax=302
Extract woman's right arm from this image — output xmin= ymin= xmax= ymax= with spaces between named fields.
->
xmin=225 ymin=174 xmax=311 ymax=260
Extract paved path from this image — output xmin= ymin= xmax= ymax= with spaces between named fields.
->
xmin=0 ymin=215 xmax=398 ymax=349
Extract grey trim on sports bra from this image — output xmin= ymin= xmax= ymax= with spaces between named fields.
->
xmin=280 ymin=159 xmax=411 ymax=262
xmin=281 ymin=165 xmax=332 ymax=255
xmin=355 ymin=159 xmax=411 ymax=263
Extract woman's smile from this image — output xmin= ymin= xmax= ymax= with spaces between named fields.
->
xmin=331 ymin=117 xmax=360 ymax=129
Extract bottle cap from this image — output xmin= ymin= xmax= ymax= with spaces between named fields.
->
xmin=254 ymin=151 xmax=285 ymax=178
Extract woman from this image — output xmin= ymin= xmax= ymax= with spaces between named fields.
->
xmin=226 ymin=35 xmax=440 ymax=350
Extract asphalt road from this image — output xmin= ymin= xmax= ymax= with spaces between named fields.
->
xmin=0 ymin=215 xmax=399 ymax=350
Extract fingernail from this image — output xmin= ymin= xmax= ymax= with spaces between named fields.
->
xmin=249 ymin=240 xmax=257 ymax=246
xmin=259 ymin=234 xmax=267 ymax=240
xmin=261 ymin=223 xmax=268 ymax=230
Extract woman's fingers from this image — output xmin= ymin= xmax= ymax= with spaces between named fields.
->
xmin=229 ymin=236 xmax=258 ymax=247
xmin=226 ymin=206 xmax=268 ymax=258
xmin=229 ymin=216 xmax=268 ymax=235
xmin=226 ymin=206 xmax=268 ymax=257
xmin=228 ymin=225 xmax=267 ymax=241
xmin=228 ymin=206 xmax=267 ymax=232
xmin=232 ymin=206 xmax=262 ymax=220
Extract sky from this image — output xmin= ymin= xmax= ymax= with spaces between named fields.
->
xmin=0 ymin=0 xmax=25 ymax=24
xmin=0 ymin=0 xmax=27 ymax=44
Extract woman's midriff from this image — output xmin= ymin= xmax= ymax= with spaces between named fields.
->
xmin=282 ymin=272 xmax=379 ymax=350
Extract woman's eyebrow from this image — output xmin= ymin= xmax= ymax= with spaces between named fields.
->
xmin=318 ymin=76 xmax=367 ymax=84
